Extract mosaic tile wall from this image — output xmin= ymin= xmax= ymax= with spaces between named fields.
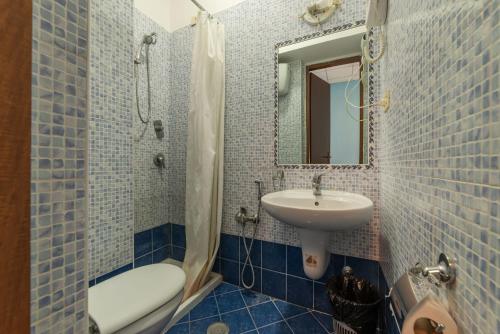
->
xmin=169 ymin=0 xmax=381 ymax=261
xmin=88 ymin=0 xmax=134 ymax=280
xmin=278 ymin=60 xmax=305 ymax=164
xmin=379 ymin=0 xmax=499 ymax=333
xmin=31 ymin=0 xmax=88 ymax=332
xmin=133 ymin=9 xmax=172 ymax=233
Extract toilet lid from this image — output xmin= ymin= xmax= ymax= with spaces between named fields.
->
xmin=89 ymin=263 xmax=186 ymax=334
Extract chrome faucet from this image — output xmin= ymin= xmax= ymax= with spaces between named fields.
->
xmin=312 ymin=172 xmax=326 ymax=196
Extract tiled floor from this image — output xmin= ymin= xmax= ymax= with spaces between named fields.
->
xmin=167 ymin=282 xmax=334 ymax=334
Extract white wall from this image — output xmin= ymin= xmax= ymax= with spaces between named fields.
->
xmin=134 ymin=0 xmax=247 ymax=32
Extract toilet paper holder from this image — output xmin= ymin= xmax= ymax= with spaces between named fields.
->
xmin=410 ymin=253 xmax=457 ymax=287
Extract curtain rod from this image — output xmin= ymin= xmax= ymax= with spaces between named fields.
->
xmin=190 ymin=0 xmax=208 ymax=13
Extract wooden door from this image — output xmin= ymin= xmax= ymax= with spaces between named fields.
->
xmin=309 ymin=73 xmax=331 ymax=164
xmin=0 ymin=0 xmax=32 ymax=332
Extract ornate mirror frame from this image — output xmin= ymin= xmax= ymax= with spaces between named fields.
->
xmin=273 ymin=20 xmax=375 ymax=170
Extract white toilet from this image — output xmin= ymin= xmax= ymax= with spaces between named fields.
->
xmin=89 ymin=263 xmax=186 ymax=334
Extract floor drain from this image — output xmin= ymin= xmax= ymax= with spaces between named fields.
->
xmin=207 ymin=322 xmax=229 ymax=334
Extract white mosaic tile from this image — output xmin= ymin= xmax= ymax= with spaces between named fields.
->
xmin=379 ymin=1 xmax=499 ymax=333
xmin=31 ymin=0 xmax=88 ymax=332
xmin=133 ymin=9 xmax=172 ymax=233
xmin=87 ymin=0 xmax=134 ymax=280
xmin=166 ymin=0 xmax=381 ymax=261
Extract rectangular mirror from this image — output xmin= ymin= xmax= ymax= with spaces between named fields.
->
xmin=275 ymin=24 xmax=373 ymax=167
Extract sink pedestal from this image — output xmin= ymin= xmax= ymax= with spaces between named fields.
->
xmin=298 ymin=228 xmax=330 ymax=280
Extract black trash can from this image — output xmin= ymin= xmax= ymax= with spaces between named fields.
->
xmin=326 ymin=267 xmax=382 ymax=334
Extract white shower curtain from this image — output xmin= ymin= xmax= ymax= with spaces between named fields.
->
xmin=182 ymin=12 xmax=225 ymax=300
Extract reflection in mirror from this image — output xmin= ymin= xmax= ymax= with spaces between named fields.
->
xmin=276 ymin=26 xmax=370 ymax=166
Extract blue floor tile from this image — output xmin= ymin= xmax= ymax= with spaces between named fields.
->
xmin=312 ymin=311 xmax=334 ymax=333
xmin=214 ymin=282 xmax=240 ymax=295
xmin=258 ymin=321 xmax=292 ymax=334
xmin=273 ymin=300 xmax=307 ymax=319
xmin=166 ymin=322 xmax=189 ymax=334
xmin=286 ymin=312 xmax=327 ymax=334
xmin=240 ymin=289 xmax=270 ymax=307
xmin=216 ymin=290 xmax=246 ymax=314
xmin=177 ymin=312 xmax=189 ymax=324
xmin=190 ymin=315 xmax=220 ymax=334
xmin=190 ymin=296 xmax=219 ymax=321
xmin=248 ymin=301 xmax=283 ymax=328
xmin=220 ymin=308 xmax=256 ymax=333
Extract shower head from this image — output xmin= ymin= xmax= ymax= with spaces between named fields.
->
xmin=143 ymin=32 xmax=157 ymax=45
xmin=134 ymin=33 xmax=157 ymax=64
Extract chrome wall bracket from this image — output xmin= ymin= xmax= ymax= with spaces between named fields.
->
xmin=153 ymin=153 xmax=166 ymax=168
xmin=412 ymin=253 xmax=457 ymax=287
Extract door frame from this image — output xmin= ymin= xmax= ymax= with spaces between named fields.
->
xmin=306 ymin=56 xmax=364 ymax=164
xmin=0 ymin=0 xmax=32 ymax=332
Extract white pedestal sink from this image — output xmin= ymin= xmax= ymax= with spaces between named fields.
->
xmin=261 ymin=189 xmax=373 ymax=280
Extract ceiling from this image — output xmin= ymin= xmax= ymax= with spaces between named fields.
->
xmin=278 ymin=26 xmax=366 ymax=64
xmin=311 ymin=63 xmax=360 ymax=85
xmin=134 ymin=0 xmax=247 ymax=32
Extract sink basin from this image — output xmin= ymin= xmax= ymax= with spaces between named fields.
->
xmin=261 ymin=189 xmax=373 ymax=231
xmin=261 ymin=189 xmax=373 ymax=279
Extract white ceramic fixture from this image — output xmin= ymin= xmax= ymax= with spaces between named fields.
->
xmin=261 ymin=190 xmax=373 ymax=279
xmin=89 ymin=263 xmax=186 ymax=334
